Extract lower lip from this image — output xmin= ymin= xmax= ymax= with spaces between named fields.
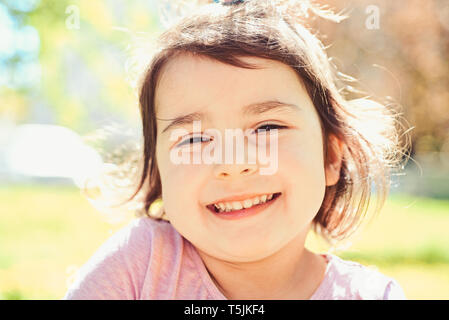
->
xmin=208 ymin=193 xmax=282 ymax=220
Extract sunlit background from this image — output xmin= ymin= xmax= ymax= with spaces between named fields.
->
xmin=1 ymin=0 xmax=448 ymax=299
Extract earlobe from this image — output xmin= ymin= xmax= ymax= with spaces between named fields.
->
xmin=325 ymin=134 xmax=344 ymax=187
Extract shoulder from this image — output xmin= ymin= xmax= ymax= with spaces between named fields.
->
xmin=64 ymin=217 xmax=179 ymax=299
xmin=78 ymin=217 xmax=172 ymax=269
xmin=110 ymin=217 xmax=179 ymax=252
xmin=316 ymin=254 xmax=406 ymax=300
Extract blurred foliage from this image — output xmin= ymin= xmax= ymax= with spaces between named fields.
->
xmin=1 ymin=0 xmax=160 ymax=133
xmin=1 ymin=185 xmax=449 ymax=299
xmin=1 ymin=0 xmax=448 ymax=157
xmin=1 ymin=1 xmax=449 ymax=300
xmin=314 ymin=0 xmax=449 ymax=159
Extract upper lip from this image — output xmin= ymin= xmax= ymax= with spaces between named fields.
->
xmin=207 ymin=192 xmax=281 ymax=206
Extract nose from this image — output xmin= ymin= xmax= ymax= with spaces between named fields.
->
xmin=213 ymin=162 xmax=259 ymax=180
xmin=210 ymin=129 xmax=260 ymax=180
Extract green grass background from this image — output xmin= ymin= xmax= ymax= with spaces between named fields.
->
xmin=1 ymin=185 xmax=448 ymax=299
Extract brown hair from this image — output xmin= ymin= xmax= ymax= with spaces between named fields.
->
xmin=88 ymin=0 xmax=410 ymax=244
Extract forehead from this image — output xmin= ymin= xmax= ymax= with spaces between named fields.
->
xmin=154 ymin=53 xmax=308 ymax=118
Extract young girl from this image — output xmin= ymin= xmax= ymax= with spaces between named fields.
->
xmin=64 ymin=0 xmax=409 ymax=300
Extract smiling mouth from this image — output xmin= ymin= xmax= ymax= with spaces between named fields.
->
xmin=206 ymin=192 xmax=282 ymax=214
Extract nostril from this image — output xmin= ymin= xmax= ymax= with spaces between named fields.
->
xmin=241 ymin=168 xmax=253 ymax=174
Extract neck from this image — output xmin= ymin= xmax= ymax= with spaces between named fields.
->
xmin=196 ymin=230 xmax=325 ymax=300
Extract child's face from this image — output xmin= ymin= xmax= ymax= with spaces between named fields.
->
xmin=155 ymin=54 xmax=334 ymax=262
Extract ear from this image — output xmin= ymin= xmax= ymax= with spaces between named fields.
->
xmin=325 ymin=134 xmax=344 ymax=187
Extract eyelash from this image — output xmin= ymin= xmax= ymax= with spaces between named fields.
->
xmin=177 ymin=123 xmax=287 ymax=146
xmin=255 ymin=123 xmax=287 ymax=133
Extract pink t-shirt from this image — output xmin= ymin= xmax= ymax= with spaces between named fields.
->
xmin=63 ymin=217 xmax=406 ymax=300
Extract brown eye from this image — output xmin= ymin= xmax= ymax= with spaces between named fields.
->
xmin=256 ymin=124 xmax=286 ymax=133
xmin=178 ymin=135 xmax=211 ymax=147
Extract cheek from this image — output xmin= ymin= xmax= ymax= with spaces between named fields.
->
xmin=157 ymin=141 xmax=199 ymax=189
xmin=279 ymin=130 xmax=326 ymax=176
xmin=277 ymin=134 xmax=327 ymax=222
xmin=158 ymin=160 xmax=211 ymax=246
xmin=160 ymin=161 xmax=200 ymax=205
xmin=157 ymin=147 xmax=207 ymax=227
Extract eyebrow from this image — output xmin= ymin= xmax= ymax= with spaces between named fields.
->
xmin=160 ymin=100 xmax=300 ymax=134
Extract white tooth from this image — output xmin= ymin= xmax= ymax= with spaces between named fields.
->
xmin=267 ymin=193 xmax=273 ymax=200
xmin=231 ymin=201 xmax=243 ymax=210
xmin=217 ymin=203 xmax=226 ymax=211
xmin=225 ymin=203 xmax=233 ymax=212
xmin=243 ymin=199 xmax=253 ymax=209
xmin=252 ymin=197 xmax=260 ymax=205
xmin=260 ymin=194 xmax=267 ymax=203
